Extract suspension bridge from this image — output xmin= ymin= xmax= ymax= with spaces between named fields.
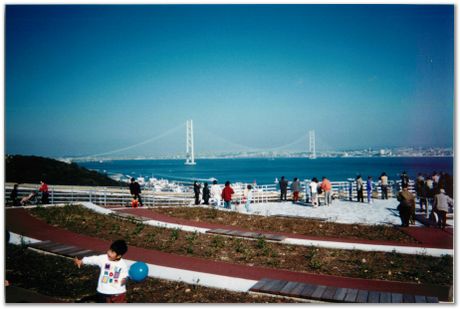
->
xmin=77 ymin=120 xmax=324 ymax=163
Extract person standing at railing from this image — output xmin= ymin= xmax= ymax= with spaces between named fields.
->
xmin=279 ymin=176 xmax=288 ymax=201
xmin=39 ymin=180 xmax=49 ymax=204
xmin=129 ymin=178 xmax=143 ymax=207
xmin=243 ymin=184 xmax=253 ymax=212
xmin=400 ymin=171 xmax=410 ymax=191
xmin=320 ymin=177 xmax=332 ymax=206
xmin=221 ymin=181 xmax=235 ymax=210
xmin=433 ymin=188 xmax=453 ymax=230
xmin=309 ymin=177 xmax=319 ymax=208
xmin=10 ymin=184 xmax=20 ymax=206
xmin=379 ymin=172 xmax=389 ymax=199
xmin=304 ymin=179 xmax=311 ymax=203
xmin=202 ymin=182 xmax=210 ymax=205
xmin=415 ymin=174 xmax=427 ymax=213
xmin=193 ymin=181 xmax=201 ymax=205
xmin=356 ymin=175 xmax=364 ymax=203
xmin=366 ymin=176 xmax=373 ymax=204
xmin=291 ymin=178 xmax=300 ymax=203
xmin=210 ymin=180 xmax=222 ymax=207
xmin=425 ymin=176 xmax=434 ymax=214
xmin=432 ymin=171 xmax=440 ymax=191
xmin=397 ymin=183 xmax=415 ymax=227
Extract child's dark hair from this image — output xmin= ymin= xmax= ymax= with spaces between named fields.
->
xmin=110 ymin=240 xmax=128 ymax=256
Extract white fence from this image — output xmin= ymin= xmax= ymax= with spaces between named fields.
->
xmin=5 ymin=180 xmax=412 ymax=207
xmin=5 ymin=183 xmax=192 ymax=207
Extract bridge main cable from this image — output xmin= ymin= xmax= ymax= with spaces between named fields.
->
xmin=80 ymin=122 xmax=185 ymax=159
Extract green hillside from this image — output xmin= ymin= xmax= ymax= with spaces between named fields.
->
xmin=5 ymin=155 xmax=122 ymax=186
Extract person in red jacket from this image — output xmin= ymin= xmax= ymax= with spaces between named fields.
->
xmin=39 ymin=180 xmax=49 ymax=204
xmin=320 ymin=177 xmax=332 ymax=206
xmin=221 ymin=181 xmax=235 ymax=210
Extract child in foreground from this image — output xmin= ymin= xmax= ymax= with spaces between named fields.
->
xmin=74 ymin=240 xmax=129 ymax=303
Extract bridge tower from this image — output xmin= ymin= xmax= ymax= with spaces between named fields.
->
xmin=309 ymin=130 xmax=316 ymax=159
xmin=185 ymin=120 xmax=196 ymax=165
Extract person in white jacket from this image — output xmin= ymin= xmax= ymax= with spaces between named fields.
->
xmin=309 ymin=178 xmax=319 ymax=208
xmin=210 ymin=180 xmax=222 ymax=207
xmin=243 ymin=184 xmax=253 ymax=212
xmin=74 ymin=240 xmax=129 ymax=303
xmin=433 ymin=188 xmax=454 ymax=230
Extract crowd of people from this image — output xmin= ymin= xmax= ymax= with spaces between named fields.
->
xmin=188 ymin=171 xmax=453 ymax=230
xmin=192 ymin=180 xmax=253 ymax=212
xmin=8 ymin=170 xmax=454 ymax=230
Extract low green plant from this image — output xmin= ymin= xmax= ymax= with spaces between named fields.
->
xmin=146 ymin=232 xmax=156 ymax=243
xmin=211 ymin=236 xmax=224 ymax=248
xmin=170 ymin=228 xmax=180 ymax=241
xmin=256 ymin=236 xmax=266 ymax=250
xmin=94 ymin=220 xmax=103 ymax=233
xmin=185 ymin=231 xmax=198 ymax=242
xmin=207 ymin=208 xmax=218 ymax=219
xmin=133 ymin=222 xmax=145 ymax=235
xmin=309 ymin=258 xmax=322 ymax=270
xmin=234 ymin=239 xmax=245 ymax=253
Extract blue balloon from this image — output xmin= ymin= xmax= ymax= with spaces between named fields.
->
xmin=129 ymin=261 xmax=149 ymax=282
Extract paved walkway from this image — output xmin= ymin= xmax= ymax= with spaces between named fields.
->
xmin=6 ymin=286 xmax=66 ymax=303
xmin=5 ymin=208 xmax=451 ymax=301
xmin=117 ymin=207 xmax=454 ymax=250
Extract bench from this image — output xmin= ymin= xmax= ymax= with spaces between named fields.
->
xmin=28 ymin=240 xmax=103 ymax=259
xmin=249 ymin=278 xmax=439 ymax=303
xmin=111 ymin=211 xmax=152 ymax=222
xmin=206 ymin=229 xmax=286 ymax=241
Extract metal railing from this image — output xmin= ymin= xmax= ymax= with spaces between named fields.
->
xmin=5 ymin=179 xmax=414 ymax=208
xmin=5 ymin=183 xmax=193 ymax=207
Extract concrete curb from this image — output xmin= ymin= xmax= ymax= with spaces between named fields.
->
xmin=7 ymin=232 xmax=257 ymax=293
xmin=79 ymin=202 xmax=453 ymax=257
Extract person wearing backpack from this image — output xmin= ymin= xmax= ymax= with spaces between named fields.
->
xmin=397 ymin=183 xmax=415 ymax=227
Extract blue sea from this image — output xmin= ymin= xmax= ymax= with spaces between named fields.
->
xmin=79 ymin=157 xmax=453 ymax=185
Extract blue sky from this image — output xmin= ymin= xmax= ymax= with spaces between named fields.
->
xmin=5 ymin=5 xmax=454 ymax=157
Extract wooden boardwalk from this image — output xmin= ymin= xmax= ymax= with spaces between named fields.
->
xmin=250 ymin=278 xmax=439 ymax=303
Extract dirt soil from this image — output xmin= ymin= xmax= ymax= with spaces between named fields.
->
xmin=153 ymin=206 xmax=418 ymax=243
xmin=28 ymin=205 xmax=453 ymax=287
xmin=5 ymin=244 xmax=298 ymax=303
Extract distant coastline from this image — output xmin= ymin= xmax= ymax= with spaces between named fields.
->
xmin=64 ymin=146 xmax=453 ymax=163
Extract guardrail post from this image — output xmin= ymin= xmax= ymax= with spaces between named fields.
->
xmin=104 ymin=187 xmax=107 ymax=207
xmin=71 ymin=187 xmax=74 ymax=203
xmin=348 ymin=179 xmax=353 ymax=201
xmin=89 ymin=189 xmax=92 ymax=203
xmin=51 ymin=187 xmax=54 ymax=204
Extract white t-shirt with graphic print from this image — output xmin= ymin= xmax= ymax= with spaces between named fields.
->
xmin=82 ymin=254 xmax=129 ymax=295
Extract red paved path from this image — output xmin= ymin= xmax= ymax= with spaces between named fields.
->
xmin=118 ymin=208 xmax=454 ymax=249
xmin=6 ymin=209 xmax=451 ymax=301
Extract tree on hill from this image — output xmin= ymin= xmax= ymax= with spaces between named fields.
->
xmin=5 ymin=155 xmax=123 ymax=186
